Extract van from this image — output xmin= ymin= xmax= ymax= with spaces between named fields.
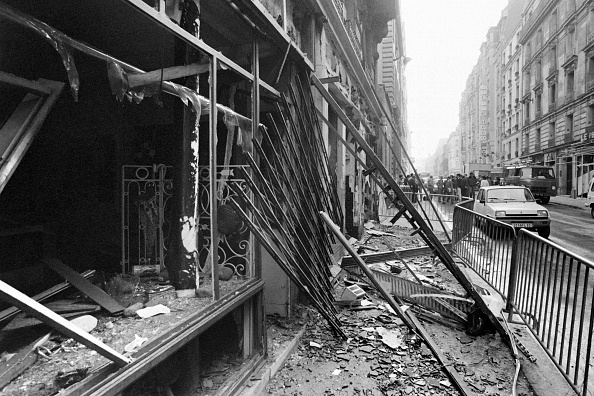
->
xmin=586 ymin=177 xmax=594 ymax=219
xmin=501 ymin=165 xmax=557 ymax=204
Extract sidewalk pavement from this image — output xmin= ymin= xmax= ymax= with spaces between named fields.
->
xmin=549 ymin=195 xmax=588 ymax=211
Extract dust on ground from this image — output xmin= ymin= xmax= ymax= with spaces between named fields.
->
xmin=265 ymin=223 xmax=536 ymax=396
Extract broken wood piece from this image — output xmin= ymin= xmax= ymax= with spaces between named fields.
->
xmin=43 ymin=301 xmax=101 ymax=314
xmin=0 ymin=279 xmax=130 ymax=367
xmin=0 ymin=269 xmax=95 ymax=324
xmin=0 ymin=331 xmax=51 ymax=389
xmin=127 ymin=63 xmax=210 ymax=87
xmin=42 ymin=259 xmax=124 ymax=314
xmin=128 ymin=63 xmax=207 ymax=87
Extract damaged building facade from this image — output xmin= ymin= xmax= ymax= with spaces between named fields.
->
xmin=0 ymin=0 xmax=409 ymax=394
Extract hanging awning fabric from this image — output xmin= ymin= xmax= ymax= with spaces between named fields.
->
xmin=0 ymin=2 xmax=261 ymax=154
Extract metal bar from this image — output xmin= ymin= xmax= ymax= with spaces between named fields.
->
xmin=559 ymin=257 xmax=574 ymax=366
xmin=248 ymin=143 xmax=332 ymax=280
xmin=320 ymin=211 xmax=415 ymax=330
xmin=0 ymin=280 xmax=130 ymax=367
xmin=566 ymin=261 xmax=580 ymax=374
xmin=210 ymin=55 xmax=220 ymax=300
xmin=231 ymin=167 xmax=334 ymax=294
xmin=581 ymin=284 xmax=594 ymax=395
xmin=545 ymin=249 xmax=561 ymax=349
xmin=227 ymin=199 xmax=345 ymax=337
xmin=574 ymin=266 xmax=589 ymax=384
xmin=315 ymin=72 xmax=508 ymax=337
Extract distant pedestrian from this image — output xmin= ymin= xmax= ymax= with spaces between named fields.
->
xmin=480 ymin=176 xmax=489 ymax=188
xmin=408 ymin=174 xmax=418 ymax=203
xmin=445 ymin=176 xmax=454 ymax=204
xmin=436 ymin=176 xmax=444 ymax=202
xmin=467 ymin=172 xmax=478 ymax=199
xmin=427 ymin=175 xmax=435 ymax=199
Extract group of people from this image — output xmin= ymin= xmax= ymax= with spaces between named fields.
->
xmin=398 ymin=172 xmax=501 ymax=204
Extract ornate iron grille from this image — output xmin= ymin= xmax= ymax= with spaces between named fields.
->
xmin=197 ymin=166 xmax=252 ymax=277
xmin=122 ymin=164 xmax=173 ymax=275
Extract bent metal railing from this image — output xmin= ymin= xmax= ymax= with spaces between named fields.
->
xmin=452 ymin=202 xmax=516 ymax=298
xmin=452 ymin=202 xmax=594 ymax=396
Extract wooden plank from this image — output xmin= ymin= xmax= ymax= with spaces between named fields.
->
xmin=42 ymin=260 xmax=123 ymax=314
xmin=127 ymin=63 xmax=209 ymax=87
xmin=0 ymin=279 xmax=130 ymax=367
xmin=0 ymin=331 xmax=51 ymax=389
xmin=0 ymin=270 xmax=95 ymax=323
xmin=0 ymin=72 xmax=51 ymax=96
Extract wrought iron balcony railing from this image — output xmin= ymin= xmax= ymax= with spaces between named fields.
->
xmin=344 ymin=19 xmax=363 ymax=63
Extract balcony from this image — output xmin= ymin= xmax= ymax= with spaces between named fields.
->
xmin=548 ymin=137 xmax=555 ymax=147
xmin=344 ymin=19 xmax=363 ymax=63
xmin=332 ymin=0 xmax=346 ymax=20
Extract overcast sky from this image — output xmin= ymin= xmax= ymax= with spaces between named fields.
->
xmin=400 ymin=0 xmax=510 ymax=164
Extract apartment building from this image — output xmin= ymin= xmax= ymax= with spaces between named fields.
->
xmin=519 ymin=0 xmax=594 ymax=195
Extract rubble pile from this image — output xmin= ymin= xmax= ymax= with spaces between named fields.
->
xmin=265 ymin=223 xmax=536 ymax=396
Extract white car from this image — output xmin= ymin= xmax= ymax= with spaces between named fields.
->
xmin=473 ymin=185 xmax=551 ymax=238
xmin=586 ymin=177 xmax=594 ymax=219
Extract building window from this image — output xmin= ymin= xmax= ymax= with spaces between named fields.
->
xmin=536 ymin=92 xmax=542 ymax=115
xmin=536 ymin=127 xmax=541 ymax=149
xmin=566 ymin=114 xmax=574 ymax=136
xmin=525 ymin=101 xmax=531 ymax=121
xmin=550 ymin=83 xmax=556 ymax=106
xmin=567 ymin=70 xmax=575 ymax=94
xmin=550 ymin=45 xmax=557 ymax=71
xmin=549 ymin=121 xmax=556 ymax=145
xmin=588 ymin=54 xmax=594 ymax=91
xmin=588 ymin=104 xmax=594 ymax=125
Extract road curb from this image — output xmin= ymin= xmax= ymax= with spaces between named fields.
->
xmin=236 ymin=325 xmax=307 ymax=396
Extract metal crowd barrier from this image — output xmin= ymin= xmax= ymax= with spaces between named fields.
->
xmin=509 ymin=230 xmax=594 ymax=396
xmin=452 ymin=202 xmax=594 ymax=396
xmin=452 ymin=202 xmax=516 ymax=298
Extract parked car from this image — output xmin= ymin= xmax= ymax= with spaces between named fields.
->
xmin=473 ymin=185 xmax=551 ymax=238
xmin=500 ymin=164 xmax=557 ymax=204
xmin=586 ymin=177 xmax=594 ymax=219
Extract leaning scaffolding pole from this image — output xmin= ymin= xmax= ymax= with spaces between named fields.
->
xmin=311 ymin=74 xmax=508 ymax=339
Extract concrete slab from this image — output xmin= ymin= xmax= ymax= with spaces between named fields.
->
xmin=508 ymin=322 xmax=578 ymax=396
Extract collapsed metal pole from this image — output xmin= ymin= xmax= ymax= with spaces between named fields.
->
xmin=312 ymin=74 xmax=508 ymax=339
xmin=320 ymin=211 xmax=415 ymax=330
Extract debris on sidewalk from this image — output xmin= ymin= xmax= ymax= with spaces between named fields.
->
xmin=268 ymin=222 xmax=536 ymax=396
